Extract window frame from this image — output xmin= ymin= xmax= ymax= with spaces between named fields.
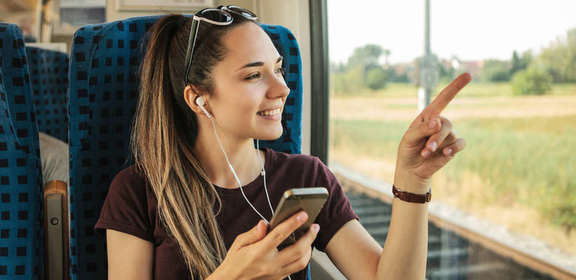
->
xmin=309 ymin=0 xmax=330 ymax=164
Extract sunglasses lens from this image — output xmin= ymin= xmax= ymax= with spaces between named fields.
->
xmin=226 ymin=6 xmax=258 ymax=20
xmin=199 ymin=9 xmax=232 ymax=23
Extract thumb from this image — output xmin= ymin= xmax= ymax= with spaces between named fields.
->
xmin=254 ymin=220 xmax=268 ymax=237
xmin=230 ymin=220 xmax=268 ymax=251
xmin=248 ymin=220 xmax=269 ymax=243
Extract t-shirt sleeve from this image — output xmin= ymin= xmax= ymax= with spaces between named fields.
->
xmin=94 ymin=167 xmax=154 ymax=242
xmin=311 ymin=157 xmax=359 ymax=252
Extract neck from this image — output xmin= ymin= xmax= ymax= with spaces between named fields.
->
xmin=193 ymin=121 xmax=263 ymax=189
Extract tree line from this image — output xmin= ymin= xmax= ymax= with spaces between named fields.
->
xmin=331 ymin=27 xmax=576 ymax=96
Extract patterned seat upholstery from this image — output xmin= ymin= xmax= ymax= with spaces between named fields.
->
xmin=0 ymin=23 xmax=44 ymax=279
xmin=25 ymin=47 xmax=69 ymax=142
xmin=67 ymin=16 xmax=303 ymax=279
xmin=257 ymin=24 xmax=303 ymax=154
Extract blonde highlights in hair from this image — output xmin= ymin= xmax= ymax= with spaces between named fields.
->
xmin=131 ymin=14 xmax=251 ymax=278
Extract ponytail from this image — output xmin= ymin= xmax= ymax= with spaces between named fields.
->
xmin=131 ymin=14 xmax=236 ymax=279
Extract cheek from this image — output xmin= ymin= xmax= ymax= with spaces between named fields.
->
xmin=218 ymin=93 xmax=260 ymax=121
xmin=212 ymin=79 xmax=265 ymax=121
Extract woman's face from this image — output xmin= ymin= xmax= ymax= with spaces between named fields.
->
xmin=205 ymin=22 xmax=290 ymax=141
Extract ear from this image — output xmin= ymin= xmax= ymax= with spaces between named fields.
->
xmin=183 ymin=84 xmax=210 ymax=116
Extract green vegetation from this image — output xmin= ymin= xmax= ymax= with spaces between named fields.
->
xmin=331 ymin=116 xmax=576 ymax=232
xmin=537 ymin=28 xmax=576 ymax=83
xmin=365 ymin=66 xmax=388 ymax=90
xmin=511 ymin=67 xmax=553 ymax=95
xmin=331 ymin=44 xmax=390 ymax=93
xmin=332 ymin=27 xmax=576 ymax=96
xmin=482 ymin=59 xmax=514 ymax=82
xmin=480 ymin=51 xmax=533 ymax=83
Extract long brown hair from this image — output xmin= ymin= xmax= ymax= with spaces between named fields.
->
xmin=131 ymin=13 xmax=251 ymax=279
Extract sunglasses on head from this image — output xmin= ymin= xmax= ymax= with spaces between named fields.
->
xmin=183 ymin=5 xmax=258 ymax=86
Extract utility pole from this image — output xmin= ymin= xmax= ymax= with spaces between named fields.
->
xmin=418 ymin=0 xmax=438 ymax=112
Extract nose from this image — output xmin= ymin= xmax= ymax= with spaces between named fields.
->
xmin=267 ymin=72 xmax=290 ymax=100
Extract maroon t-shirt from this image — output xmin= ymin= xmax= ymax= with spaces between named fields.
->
xmin=95 ymin=147 xmax=359 ymax=280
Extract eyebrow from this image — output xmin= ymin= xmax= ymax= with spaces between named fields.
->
xmin=238 ymin=56 xmax=283 ymax=71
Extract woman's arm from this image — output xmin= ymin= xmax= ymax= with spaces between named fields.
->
xmin=325 ymin=199 xmax=427 ymax=280
xmin=106 ymin=229 xmax=154 ymax=280
xmin=326 ymin=74 xmax=471 ymax=279
xmin=377 ymin=198 xmax=428 ymax=278
xmin=325 ymin=220 xmax=382 ymax=279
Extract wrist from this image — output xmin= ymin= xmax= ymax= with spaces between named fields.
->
xmin=392 ymin=182 xmax=430 ymax=194
xmin=393 ymin=175 xmax=430 ymax=194
xmin=392 ymin=184 xmax=431 ymax=203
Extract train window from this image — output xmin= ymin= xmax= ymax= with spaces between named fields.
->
xmin=327 ymin=0 xmax=576 ymax=278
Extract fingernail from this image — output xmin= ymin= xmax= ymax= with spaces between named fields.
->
xmin=311 ymin=224 xmax=320 ymax=234
xmin=297 ymin=212 xmax=308 ymax=222
xmin=421 ymin=150 xmax=430 ymax=157
xmin=444 ymin=148 xmax=452 ymax=155
xmin=428 ymin=119 xmax=437 ymax=129
xmin=428 ymin=141 xmax=437 ymax=152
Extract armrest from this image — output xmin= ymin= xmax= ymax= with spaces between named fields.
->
xmin=44 ymin=180 xmax=69 ymax=280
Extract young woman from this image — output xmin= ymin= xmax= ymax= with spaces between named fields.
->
xmin=95 ymin=6 xmax=470 ymax=280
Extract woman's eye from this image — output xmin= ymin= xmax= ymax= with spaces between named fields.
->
xmin=244 ymin=68 xmax=285 ymax=81
xmin=275 ymin=67 xmax=286 ymax=76
xmin=245 ymin=73 xmax=261 ymax=80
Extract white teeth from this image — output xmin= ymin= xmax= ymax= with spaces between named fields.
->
xmin=258 ymin=108 xmax=281 ymax=116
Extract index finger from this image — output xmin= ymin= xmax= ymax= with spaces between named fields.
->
xmin=424 ymin=73 xmax=471 ymax=116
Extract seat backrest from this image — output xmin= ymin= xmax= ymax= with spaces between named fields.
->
xmin=25 ymin=46 xmax=69 ymax=143
xmin=0 ymin=23 xmax=44 ymax=279
xmin=67 ymin=16 xmax=303 ymax=279
xmin=256 ymin=24 xmax=303 ymax=154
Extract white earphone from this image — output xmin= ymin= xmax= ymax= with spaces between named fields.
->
xmin=195 ymin=96 xmax=213 ymax=119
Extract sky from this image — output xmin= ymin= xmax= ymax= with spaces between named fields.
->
xmin=328 ymin=0 xmax=576 ymax=64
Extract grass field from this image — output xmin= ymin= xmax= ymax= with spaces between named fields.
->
xmin=329 ymin=83 xmax=576 ymax=255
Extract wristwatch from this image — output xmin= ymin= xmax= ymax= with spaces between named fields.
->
xmin=392 ymin=184 xmax=431 ymax=203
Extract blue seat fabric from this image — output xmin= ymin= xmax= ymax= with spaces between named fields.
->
xmin=68 ymin=16 xmax=303 ymax=279
xmin=26 ymin=47 xmax=69 ymax=142
xmin=0 ymin=23 xmax=44 ymax=280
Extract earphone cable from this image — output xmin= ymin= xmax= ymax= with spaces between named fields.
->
xmin=256 ymin=139 xmax=275 ymax=217
xmin=208 ymin=117 xmax=292 ymax=280
xmin=208 ymin=117 xmax=273 ymax=224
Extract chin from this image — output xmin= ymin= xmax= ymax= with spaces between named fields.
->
xmin=258 ymin=126 xmax=284 ymax=141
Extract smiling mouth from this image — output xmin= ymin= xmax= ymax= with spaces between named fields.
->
xmin=257 ymin=108 xmax=282 ymax=116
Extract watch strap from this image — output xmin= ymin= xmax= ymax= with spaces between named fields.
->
xmin=392 ymin=184 xmax=431 ymax=203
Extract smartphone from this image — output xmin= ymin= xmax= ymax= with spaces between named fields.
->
xmin=268 ymin=187 xmax=329 ymax=249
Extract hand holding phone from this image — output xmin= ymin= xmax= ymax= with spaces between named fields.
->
xmin=216 ymin=206 xmax=322 ymax=279
xmin=268 ymin=187 xmax=328 ymax=248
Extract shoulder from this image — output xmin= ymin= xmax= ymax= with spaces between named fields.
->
xmin=95 ymin=164 xmax=155 ymax=242
xmin=111 ymin=165 xmax=147 ymax=186
xmin=107 ymin=165 xmax=151 ymax=201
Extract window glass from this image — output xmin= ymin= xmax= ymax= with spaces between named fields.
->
xmin=328 ymin=0 xmax=576 ymax=275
